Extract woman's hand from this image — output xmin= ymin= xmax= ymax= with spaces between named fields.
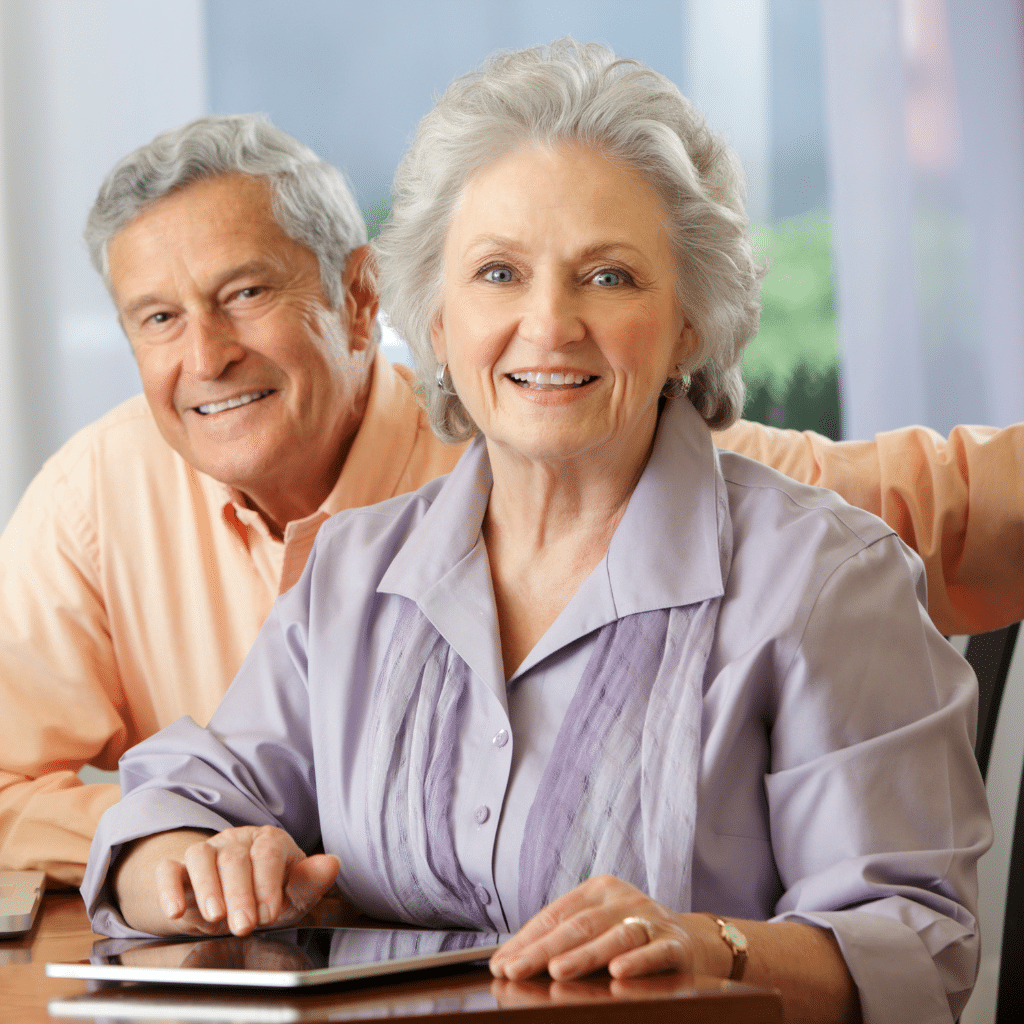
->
xmin=488 ymin=875 xmax=723 ymax=982
xmin=114 ymin=826 xmax=340 ymax=937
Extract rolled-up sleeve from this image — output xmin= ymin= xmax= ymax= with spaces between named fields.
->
xmin=765 ymin=535 xmax=990 ymax=1023
xmin=82 ymin=584 xmax=321 ymax=938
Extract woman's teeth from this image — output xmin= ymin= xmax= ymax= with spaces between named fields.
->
xmin=509 ymin=372 xmax=595 ymax=388
xmin=196 ymin=390 xmax=274 ymax=415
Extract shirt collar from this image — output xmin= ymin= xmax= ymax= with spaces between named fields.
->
xmin=379 ymin=440 xmax=502 ymax=694
xmin=379 ymin=398 xmax=727 ymax=687
xmin=606 ymin=396 xmax=727 ymax=616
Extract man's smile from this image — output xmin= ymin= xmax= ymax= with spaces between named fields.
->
xmin=193 ymin=390 xmax=275 ymax=416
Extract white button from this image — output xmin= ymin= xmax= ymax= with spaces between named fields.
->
xmin=474 ymin=805 xmax=490 ymax=825
xmin=492 ymin=729 xmax=509 ymax=748
xmin=475 ymin=884 xmax=492 ymax=905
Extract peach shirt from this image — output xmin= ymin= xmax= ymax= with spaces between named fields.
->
xmin=0 ymin=354 xmax=459 ymax=884
xmin=0 ymin=350 xmax=1019 ymax=883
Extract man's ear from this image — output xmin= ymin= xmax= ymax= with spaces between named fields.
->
xmin=342 ymin=244 xmax=380 ymax=352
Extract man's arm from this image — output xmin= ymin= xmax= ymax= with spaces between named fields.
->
xmin=0 ymin=459 xmax=128 ymax=886
xmin=714 ymin=419 xmax=1024 ymax=636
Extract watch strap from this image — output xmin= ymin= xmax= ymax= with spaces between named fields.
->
xmin=706 ymin=914 xmax=748 ymax=981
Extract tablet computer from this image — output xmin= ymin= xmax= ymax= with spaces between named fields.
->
xmin=46 ymin=925 xmax=506 ymax=988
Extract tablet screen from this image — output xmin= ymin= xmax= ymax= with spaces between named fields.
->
xmin=46 ymin=926 xmax=507 ymax=988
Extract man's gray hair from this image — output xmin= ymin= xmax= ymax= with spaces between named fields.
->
xmin=86 ymin=113 xmax=368 ymax=309
xmin=374 ymin=38 xmax=764 ymax=441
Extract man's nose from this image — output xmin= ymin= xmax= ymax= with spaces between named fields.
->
xmin=182 ymin=313 xmax=245 ymax=379
xmin=518 ymin=277 xmax=585 ymax=350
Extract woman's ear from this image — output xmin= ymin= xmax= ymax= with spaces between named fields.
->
xmin=430 ymin=311 xmax=447 ymax=364
xmin=342 ymin=245 xmax=379 ymax=353
xmin=674 ymin=319 xmax=700 ymax=371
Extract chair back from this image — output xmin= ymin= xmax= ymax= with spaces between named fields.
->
xmin=960 ymin=623 xmax=1022 ymax=1023
xmin=968 ymin=623 xmax=1021 ymax=782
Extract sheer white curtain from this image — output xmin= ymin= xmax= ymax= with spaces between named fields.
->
xmin=0 ymin=0 xmax=207 ymax=529
xmin=823 ymin=7 xmax=1023 ymax=1020
xmin=822 ymin=0 xmax=1024 ymax=440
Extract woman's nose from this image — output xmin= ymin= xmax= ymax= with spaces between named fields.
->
xmin=518 ymin=278 xmax=585 ymax=349
xmin=182 ymin=314 xmax=246 ymax=379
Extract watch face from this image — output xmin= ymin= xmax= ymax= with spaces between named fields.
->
xmin=724 ymin=921 xmax=748 ymax=952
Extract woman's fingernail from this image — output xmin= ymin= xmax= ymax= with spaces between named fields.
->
xmin=205 ymin=897 xmax=221 ymax=920
xmin=258 ymin=903 xmax=271 ymax=925
xmin=231 ymin=910 xmax=251 ymax=933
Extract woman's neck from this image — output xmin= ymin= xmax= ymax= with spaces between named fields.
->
xmin=482 ymin=423 xmax=657 ymax=681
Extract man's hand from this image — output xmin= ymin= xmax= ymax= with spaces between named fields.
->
xmin=114 ymin=826 xmax=339 ymax=936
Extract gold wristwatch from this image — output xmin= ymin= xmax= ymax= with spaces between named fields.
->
xmin=706 ymin=914 xmax=748 ymax=981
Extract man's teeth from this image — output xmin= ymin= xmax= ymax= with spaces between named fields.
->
xmin=195 ymin=390 xmax=273 ymax=415
xmin=509 ymin=372 xmax=595 ymax=387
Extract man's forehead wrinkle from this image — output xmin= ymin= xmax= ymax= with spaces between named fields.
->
xmin=118 ymin=256 xmax=297 ymax=319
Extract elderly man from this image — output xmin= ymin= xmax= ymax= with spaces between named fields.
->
xmin=0 ymin=114 xmax=1020 ymax=887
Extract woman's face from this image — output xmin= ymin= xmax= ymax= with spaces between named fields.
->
xmin=431 ymin=142 xmax=697 ymax=471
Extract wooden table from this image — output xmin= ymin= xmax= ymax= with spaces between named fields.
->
xmin=0 ymin=893 xmax=784 ymax=1023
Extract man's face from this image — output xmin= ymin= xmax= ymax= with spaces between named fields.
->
xmin=108 ymin=173 xmax=375 ymax=525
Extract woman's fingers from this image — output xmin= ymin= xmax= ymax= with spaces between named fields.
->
xmin=490 ymin=876 xmax=696 ymax=982
xmin=492 ymin=903 xmax=570 ymax=967
xmin=497 ymin=912 xmax=647 ymax=981
xmin=153 ymin=857 xmax=189 ymax=921
xmin=546 ymin=917 xmax=655 ymax=980
xmin=184 ymin=835 xmax=249 ymax=931
xmin=180 ymin=826 xmax=307 ymax=935
xmin=139 ymin=827 xmax=339 ymax=937
xmin=607 ymin=936 xmax=693 ymax=979
xmin=282 ymin=853 xmax=341 ymax=918
xmin=246 ymin=828 xmax=294 ymax=927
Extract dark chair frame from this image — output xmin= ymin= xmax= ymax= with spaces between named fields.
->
xmin=961 ymin=622 xmax=1022 ymax=1023
xmin=968 ymin=623 xmax=1020 ymax=783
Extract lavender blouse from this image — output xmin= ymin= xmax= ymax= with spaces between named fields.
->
xmin=83 ymin=399 xmax=990 ymax=1024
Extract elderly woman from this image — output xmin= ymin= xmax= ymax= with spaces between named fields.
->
xmin=84 ymin=41 xmax=988 ymax=1024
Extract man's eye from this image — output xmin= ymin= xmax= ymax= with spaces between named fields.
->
xmin=237 ymin=286 xmax=263 ymax=300
xmin=482 ymin=266 xmax=514 ymax=284
xmin=149 ymin=311 xmax=173 ymax=325
xmin=592 ymin=270 xmax=624 ymax=287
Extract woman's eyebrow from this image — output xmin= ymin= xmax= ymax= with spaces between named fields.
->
xmin=460 ymin=237 xmax=648 ymax=262
xmin=460 ymin=234 xmax=525 ymax=256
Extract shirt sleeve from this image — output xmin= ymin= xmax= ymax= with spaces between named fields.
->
xmin=764 ymin=533 xmax=991 ymax=1023
xmin=0 ymin=461 xmax=126 ymax=886
xmin=713 ymin=419 xmax=1024 ymax=636
xmin=81 ymin=587 xmax=321 ymax=938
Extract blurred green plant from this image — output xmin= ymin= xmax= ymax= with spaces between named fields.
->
xmin=743 ymin=212 xmax=842 ymax=440
xmin=364 ymin=198 xmax=391 ymax=240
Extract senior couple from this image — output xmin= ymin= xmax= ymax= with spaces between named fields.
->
xmin=0 ymin=39 xmax=1015 ymax=1024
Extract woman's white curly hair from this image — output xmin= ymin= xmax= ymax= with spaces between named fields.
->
xmin=374 ymin=38 xmax=764 ymax=442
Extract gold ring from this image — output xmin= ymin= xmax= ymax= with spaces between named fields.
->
xmin=622 ymin=915 xmax=655 ymax=945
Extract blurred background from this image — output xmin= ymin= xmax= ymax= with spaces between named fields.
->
xmin=1 ymin=0 xmax=1021 ymax=529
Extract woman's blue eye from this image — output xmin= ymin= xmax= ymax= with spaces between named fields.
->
xmin=483 ymin=266 xmax=513 ymax=283
xmin=593 ymin=271 xmax=622 ymax=287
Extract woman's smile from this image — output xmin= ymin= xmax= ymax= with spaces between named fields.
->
xmin=507 ymin=370 xmax=597 ymax=390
